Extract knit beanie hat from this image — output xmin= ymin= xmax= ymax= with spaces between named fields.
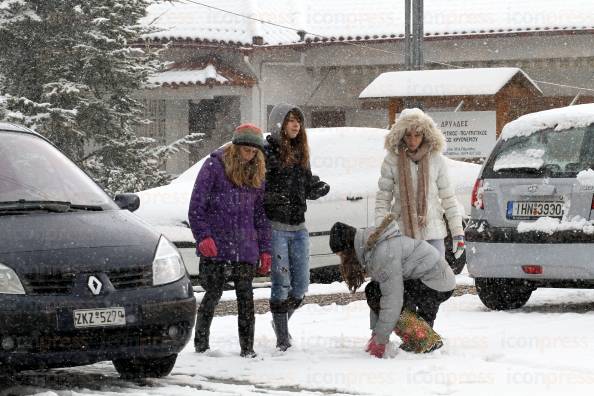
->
xmin=232 ymin=123 xmax=264 ymax=150
xmin=329 ymin=222 xmax=357 ymax=253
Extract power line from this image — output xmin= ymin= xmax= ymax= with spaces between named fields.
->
xmin=170 ymin=0 xmax=593 ymax=93
xmin=177 ymin=0 xmax=414 ymax=56
xmin=534 ymin=80 xmax=594 ymax=93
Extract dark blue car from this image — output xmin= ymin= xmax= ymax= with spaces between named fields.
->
xmin=0 ymin=123 xmax=196 ymax=378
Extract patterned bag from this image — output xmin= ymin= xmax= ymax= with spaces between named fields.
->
xmin=394 ymin=309 xmax=443 ymax=353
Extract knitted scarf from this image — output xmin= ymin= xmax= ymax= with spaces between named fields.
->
xmin=398 ymin=143 xmax=430 ymax=239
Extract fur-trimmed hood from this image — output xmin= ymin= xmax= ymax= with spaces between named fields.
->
xmin=384 ymin=108 xmax=446 ymax=155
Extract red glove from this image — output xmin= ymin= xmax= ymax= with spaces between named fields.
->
xmin=366 ymin=335 xmax=386 ymax=358
xmin=198 ymin=237 xmax=218 ymax=257
xmin=258 ymin=253 xmax=272 ymax=275
xmin=365 ymin=334 xmax=375 ymax=352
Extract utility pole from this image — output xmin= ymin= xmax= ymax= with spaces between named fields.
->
xmin=404 ymin=0 xmax=424 ymax=70
xmin=404 ymin=0 xmax=424 ymax=109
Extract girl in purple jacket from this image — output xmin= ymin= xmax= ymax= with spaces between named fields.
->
xmin=188 ymin=124 xmax=272 ymax=358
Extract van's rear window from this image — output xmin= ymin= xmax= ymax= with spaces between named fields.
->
xmin=483 ymin=125 xmax=594 ymax=178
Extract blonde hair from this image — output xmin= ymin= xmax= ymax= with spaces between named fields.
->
xmin=222 ymin=144 xmax=266 ymax=188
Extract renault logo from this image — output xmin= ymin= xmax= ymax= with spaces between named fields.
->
xmin=528 ymin=185 xmax=538 ymax=193
xmin=87 ymin=275 xmax=103 ymax=295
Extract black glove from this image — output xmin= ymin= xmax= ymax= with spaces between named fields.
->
xmin=264 ymin=192 xmax=290 ymax=206
xmin=307 ymin=181 xmax=330 ymax=200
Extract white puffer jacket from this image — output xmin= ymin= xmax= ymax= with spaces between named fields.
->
xmin=374 ymin=109 xmax=463 ymax=240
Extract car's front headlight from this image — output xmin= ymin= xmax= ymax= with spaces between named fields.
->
xmin=0 ymin=263 xmax=25 ymax=295
xmin=152 ymin=236 xmax=186 ymax=286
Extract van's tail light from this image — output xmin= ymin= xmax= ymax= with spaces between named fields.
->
xmin=522 ymin=265 xmax=543 ymax=275
xmin=471 ymin=179 xmax=484 ymax=209
xmin=591 ymin=195 xmax=594 ymax=210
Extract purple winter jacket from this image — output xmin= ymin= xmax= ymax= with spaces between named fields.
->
xmin=188 ymin=149 xmax=271 ymax=265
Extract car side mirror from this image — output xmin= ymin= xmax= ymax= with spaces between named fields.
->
xmin=114 ymin=193 xmax=140 ymax=212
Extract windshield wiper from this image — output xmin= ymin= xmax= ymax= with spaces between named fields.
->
xmin=0 ymin=200 xmax=103 ymax=214
xmin=495 ymin=166 xmax=544 ymax=174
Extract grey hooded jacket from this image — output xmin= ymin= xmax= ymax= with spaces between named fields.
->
xmin=354 ymin=220 xmax=456 ymax=344
xmin=267 ymin=103 xmax=305 ymax=144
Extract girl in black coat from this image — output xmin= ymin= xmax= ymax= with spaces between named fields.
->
xmin=264 ymin=103 xmax=329 ymax=351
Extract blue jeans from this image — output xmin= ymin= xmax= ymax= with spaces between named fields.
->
xmin=270 ymin=229 xmax=310 ymax=302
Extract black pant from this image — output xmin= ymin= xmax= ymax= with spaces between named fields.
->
xmin=365 ymin=280 xmax=453 ymax=327
xmin=194 ymin=259 xmax=255 ymax=352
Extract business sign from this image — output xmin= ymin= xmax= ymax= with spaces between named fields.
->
xmin=429 ymin=111 xmax=497 ymax=158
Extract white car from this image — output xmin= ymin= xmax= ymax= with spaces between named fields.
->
xmin=135 ymin=127 xmax=480 ymax=284
xmin=466 ymin=104 xmax=594 ymax=310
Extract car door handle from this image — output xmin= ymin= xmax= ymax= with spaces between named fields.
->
xmin=346 ymin=196 xmax=363 ymax=201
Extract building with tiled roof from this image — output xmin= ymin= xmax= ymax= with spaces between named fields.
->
xmin=137 ymin=0 xmax=594 ymax=174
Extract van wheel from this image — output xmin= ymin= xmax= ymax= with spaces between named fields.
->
xmin=113 ymin=354 xmax=177 ymax=379
xmin=475 ymin=278 xmax=532 ymax=310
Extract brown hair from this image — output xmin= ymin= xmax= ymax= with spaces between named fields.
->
xmin=222 ymin=144 xmax=266 ymax=188
xmin=338 ymin=249 xmax=366 ymax=293
xmin=279 ymin=110 xmax=310 ymax=168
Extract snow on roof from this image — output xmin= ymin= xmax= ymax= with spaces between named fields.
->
xmin=500 ymin=103 xmax=594 ymax=140
xmin=359 ymin=67 xmax=541 ymax=98
xmin=142 ymin=0 xmax=594 ymax=45
xmin=149 ymin=64 xmax=227 ymax=86
xmin=148 ymin=63 xmax=255 ymax=87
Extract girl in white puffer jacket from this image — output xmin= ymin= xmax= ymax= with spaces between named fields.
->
xmin=375 ymin=108 xmax=465 ymax=259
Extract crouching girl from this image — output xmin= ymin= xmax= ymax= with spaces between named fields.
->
xmin=329 ymin=215 xmax=455 ymax=357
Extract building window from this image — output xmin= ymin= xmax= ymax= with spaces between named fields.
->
xmin=311 ymin=110 xmax=346 ymax=128
xmin=139 ymin=99 xmax=166 ymax=144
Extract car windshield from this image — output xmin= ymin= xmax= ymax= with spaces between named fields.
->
xmin=0 ymin=132 xmax=118 ymax=209
xmin=488 ymin=125 xmax=594 ymax=177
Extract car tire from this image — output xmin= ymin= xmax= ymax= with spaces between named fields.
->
xmin=475 ymin=278 xmax=533 ymax=310
xmin=310 ymin=265 xmax=341 ymax=284
xmin=113 ymin=354 xmax=177 ymax=379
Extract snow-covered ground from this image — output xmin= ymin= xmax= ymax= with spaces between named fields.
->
xmin=7 ymin=275 xmax=594 ymax=396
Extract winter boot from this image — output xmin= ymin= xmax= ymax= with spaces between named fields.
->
xmin=238 ymin=314 xmax=256 ymax=358
xmin=273 ymin=296 xmax=302 ymax=341
xmin=272 ymin=312 xmax=291 ymax=351
xmin=270 ymin=313 xmax=293 ymax=342
xmin=240 ymin=349 xmax=258 ymax=358
xmin=194 ymin=308 xmax=215 ymax=353
xmin=286 ymin=295 xmax=303 ymax=321
xmin=194 ymin=327 xmax=210 ymax=353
